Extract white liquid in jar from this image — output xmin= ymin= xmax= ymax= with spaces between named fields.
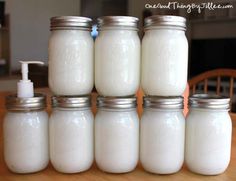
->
xmin=50 ymin=108 xmax=94 ymax=173
xmin=95 ymin=29 xmax=140 ymax=96
xmin=3 ymin=111 xmax=49 ymax=173
xmin=49 ymin=30 xmax=94 ymax=95
xmin=185 ymin=109 xmax=232 ymax=175
xmin=140 ymin=109 xmax=185 ymax=174
xmin=95 ymin=109 xmax=139 ymax=173
xmin=141 ymin=28 xmax=188 ymax=96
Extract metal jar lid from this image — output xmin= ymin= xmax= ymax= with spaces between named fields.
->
xmin=144 ymin=15 xmax=186 ymax=30
xmin=143 ymin=96 xmax=184 ymax=109
xmin=97 ymin=16 xmax=139 ymax=30
xmin=52 ymin=95 xmax=91 ymax=108
xmin=5 ymin=93 xmax=46 ymax=111
xmin=50 ymin=16 xmax=92 ymax=30
xmin=189 ymin=94 xmax=230 ymax=110
xmin=97 ymin=96 xmax=137 ymax=109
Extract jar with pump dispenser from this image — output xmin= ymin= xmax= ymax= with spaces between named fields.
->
xmin=95 ymin=97 xmax=139 ymax=173
xmin=95 ymin=16 xmax=140 ymax=96
xmin=4 ymin=94 xmax=48 ymax=174
xmin=49 ymin=16 xmax=94 ymax=96
xmin=185 ymin=94 xmax=232 ymax=175
xmin=140 ymin=96 xmax=185 ymax=174
xmin=3 ymin=61 xmax=49 ymax=174
xmin=141 ymin=15 xmax=188 ymax=96
xmin=49 ymin=96 xmax=94 ymax=173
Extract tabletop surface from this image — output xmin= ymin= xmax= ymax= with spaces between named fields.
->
xmin=0 ymin=88 xmax=235 ymax=181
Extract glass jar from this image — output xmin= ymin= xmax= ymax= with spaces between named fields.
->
xmin=141 ymin=15 xmax=188 ymax=96
xmin=95 ymin=16 xmax=140 ymax=96
xmin=140 ymin=96 xmax=185 ymax=174
xmin=49 ymin=16 xmax=94 ymax=96
xmin=185 ymin=94 xmax=232 ymax=175
xmin=95 ymin=97 xmax=139 ymax=173
xmin=50 ymin=96 xmax=94 ymax=173
xmin=3 ymin=94 xmax=49 ymax=173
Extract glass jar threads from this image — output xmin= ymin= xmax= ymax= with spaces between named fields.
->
xmin=49 ymin=96 xmax=94 ymax=173
xmin=95 ymin=16 xmax=140 ymax=96
xmin=49 ymin=16 xmax=94 ymax=96
xmin=185 ymin=94 xmax=232 ymax=175
xmin=141 ymin=15 xmax=188 ymax=96
xmin=95 ymin=96 xmax=139 ymax=173
xmin=3 ymin=94 xmax=49 ymax=173
xmin=140 ymin=96 xmax=185 ymax=174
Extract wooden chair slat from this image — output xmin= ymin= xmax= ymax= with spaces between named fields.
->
xmin=230 ymin=77 xmax=234 ymax=99
xmin=217 ymin=76 xmax=221 ymax=95
xmin=204 ymin=79 xmax=208 ymax=93
xmin=192 ymin=85 xmax=196 ymax=94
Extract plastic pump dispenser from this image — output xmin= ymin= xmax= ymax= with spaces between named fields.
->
xmin=17 ymin=61 xmax=44 ymax=98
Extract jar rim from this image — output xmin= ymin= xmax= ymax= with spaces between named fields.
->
xmin=50 ymin=16 xmax=92 ymax=30
xmin=97 ymin=26 xmax=139 ymax=31
xmin=144 ymin=25 xmax=186 ymax=32
xmin=5 ymin=93 xmax=46 ymax=111
xmin=143 ymin=96 xmax=184 ymax=109
xmin=144 ymin=15 xmax=186 ymax=31
xmin=97 ymin=96 xmax=137 ymax=109
xmin=97 ymin=16 xmax=139 ymax=30
xmin=188 ymin=94 xmax=230 ymax=110
xmin=52 ymin=95 xmax=91 ymax=108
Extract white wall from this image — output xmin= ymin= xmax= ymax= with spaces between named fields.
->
xmin=5 ymin=0 xmax=81 ymax=71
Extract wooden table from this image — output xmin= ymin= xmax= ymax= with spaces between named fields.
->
xmin=0 ymin=88 xmax=236 ymax=181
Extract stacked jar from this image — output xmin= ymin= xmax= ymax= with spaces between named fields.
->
xmin=49 ymin=16 xmax=94 ymax=96
xmin=94 ymin=16 xmax=140 ymax=173
xmin=4 ymin=94 xmax=49 ymax=174
xmin=3 ymin=61 xmax=50 ymax=174
xmin=48 ymin=16 xmax=94 ymax=173
xmin=185 ymin=94 xmax=232 ymax=175
xmin=50 ymin=96 xmax=94 ymax=173
xmin=140 ymin=15 xmax=188 ymax=174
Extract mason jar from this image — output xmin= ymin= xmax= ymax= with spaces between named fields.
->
xmin=141 ymin=15 xmax=188 ymax=96
xmin=95 ymin=97 xmax=139 ymax=173
xmin=3 ymin=94 xmax=49 ymax=173
xmin=49 ymin=16 xmax=94 ymax=96
xmin=49 ymin=96 xmax=94 ymax=173
xmin=95 ymin=16 xmax=140 ymax=96
xmin=185 ymin=94 xmax=232 ymax=175
xmin=140 ymin=96 xmax=185 ymax=174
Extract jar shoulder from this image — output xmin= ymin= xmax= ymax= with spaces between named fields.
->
xmin=50 ymin=109 xmax=94 ymax=121
xmin=186 ymin=110 xmax=232 ymax=126
xmin=95 ymin=109 xmax=139 ymax=122
xmin=49 ymin=30 xmax=94 ymax=43
xmin=4 ymin=111 xmax=48 ymax=128
xmin=96 ymin=30 xmax=140 ymax=42
xmin=4 ymin=111 xmax=48 ymax=120
xmin=141 ymin=110 xmax=185 ymax=123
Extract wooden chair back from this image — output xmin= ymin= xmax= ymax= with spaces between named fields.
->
xmin=188 ymin=69 xmax=236 ymax=110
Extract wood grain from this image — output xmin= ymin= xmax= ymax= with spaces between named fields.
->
xmin=0 ymin=88 xmax=236 ymax=180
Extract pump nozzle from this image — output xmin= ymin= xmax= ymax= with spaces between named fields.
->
xmin=17 ymin=61 xmax=44 ymax=98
